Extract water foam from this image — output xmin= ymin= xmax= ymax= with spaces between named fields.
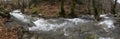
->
xmin=99 ymin=37 xmax=113 ymax=39
xmin=98 ymin=14 xmax=115 ymax=32
xmin=29 ymin=18 xmax=89 ymax=31
xmin=29 ymin=19 xmax=68 ymax=31
xmin=10 ymin=10 xmax=29 ymax=23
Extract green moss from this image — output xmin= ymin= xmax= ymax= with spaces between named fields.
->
xmin=85 ymin=34 xmax=98 ymax=39
xmin=31 ymin=7 xmax=39 ymax=14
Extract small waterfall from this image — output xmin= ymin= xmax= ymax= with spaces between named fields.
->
xmin=10 ymin=10 xmax=38 ymax=26
xmin=10 ymin=10 xmax=29 ymax=23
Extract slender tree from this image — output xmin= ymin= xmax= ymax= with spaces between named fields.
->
xmin=111 ymin=0 xmax=118 ymax=15
xmin=26 ymin=0 xmax=31 ymax=8
xmin=59 ymin=0 xmax=65 ymax=17
xmin=87 ymin=0 xmax=92 ymax=14
xmin=92 ymin=0 xmax=100 ymax=21
xmin=2 ymin=0 xmax=7 ymax=8
xmin=17 ymin=0 xmax=24 ymax=13
xmin=69 ymin=0 xmax=77 ymax=18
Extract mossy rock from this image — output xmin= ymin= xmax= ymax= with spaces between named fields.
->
xmin=85 ymin=34 xmax=98 ymax=39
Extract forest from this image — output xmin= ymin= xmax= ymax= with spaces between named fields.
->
xmin=0 ymin=0 xmax=120 ymax=39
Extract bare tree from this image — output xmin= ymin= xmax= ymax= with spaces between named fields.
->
xmin=2 ymin=0 xmax=7 ymax=8
xmin=18 ymin=0 xmax=30 ymax=13
xmin=111 ymin=0 xmax=118 ymax=15
xmin=92 ymin=0 xmax=100 ymax=21
xmin=0 ymin=1 xmax=2 ymax=6
xmin=87 ymin=0 xmax=92 ymax=14
xmin=69 ymin=0 xmax=77 ymax=18
xmin=59 ymin=0 xmax=65 ymax=17
xmin=19 ymin=0 xmax=25 ymax=13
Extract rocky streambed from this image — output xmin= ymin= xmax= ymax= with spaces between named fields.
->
xmin=4 ymin=10 xmax=120 ymax=39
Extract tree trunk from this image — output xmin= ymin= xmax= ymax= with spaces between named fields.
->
xmin=111 ymin=0 xmax=118 ymax=15
xmin=69 ymin=0 xmax=77 ymax=18
xmin=92 ymin=0 xmax=100 ymax=21
xmin=87 ymin=0 xmax=92 ymax=14
xmin=59 ymin=0 xmax=65 ymax=17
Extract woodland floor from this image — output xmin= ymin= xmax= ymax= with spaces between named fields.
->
xmin=0 ymin=18 xmax=18 ymax=39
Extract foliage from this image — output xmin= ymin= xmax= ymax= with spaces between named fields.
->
xmin=31 ymin=7 xmax=39 ymax=14
xmin=0 ymin=8 xmax=10 ymax=19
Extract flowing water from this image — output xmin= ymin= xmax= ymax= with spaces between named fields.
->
xmin=8 ymin=10 xmax=119 ymax=39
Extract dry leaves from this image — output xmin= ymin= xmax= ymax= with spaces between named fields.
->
xmin=0 ymin=18 xmax=18 ymax=39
